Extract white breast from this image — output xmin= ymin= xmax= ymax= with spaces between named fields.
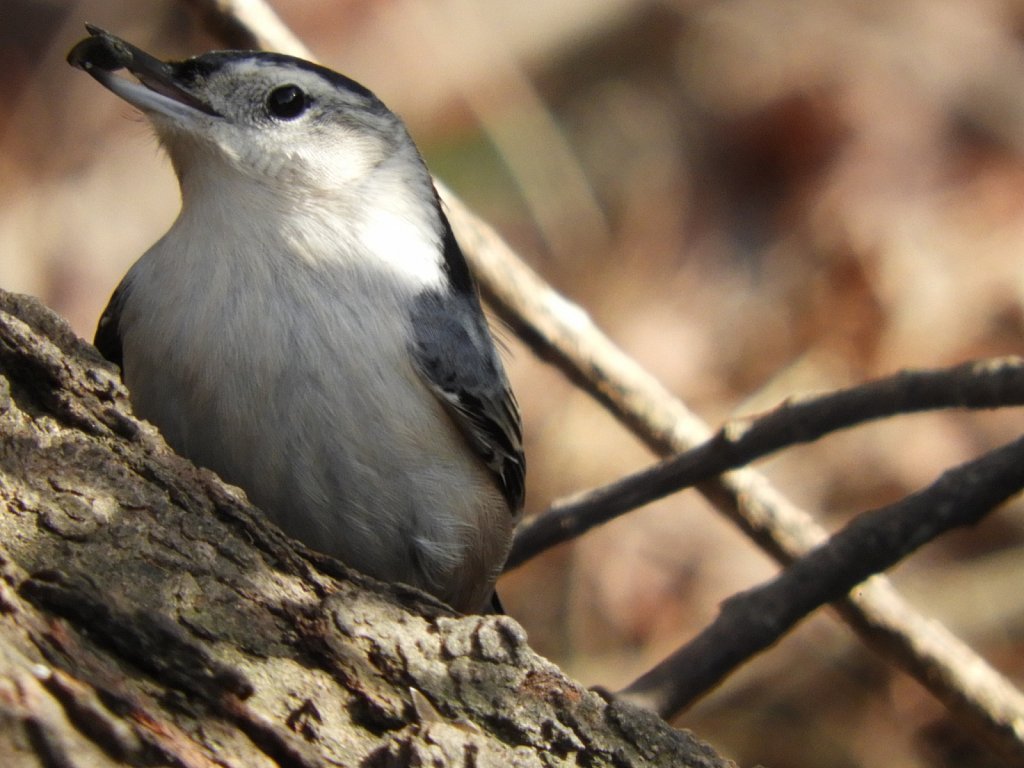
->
xmin=118 ymin=187 xmax=510 ymax=611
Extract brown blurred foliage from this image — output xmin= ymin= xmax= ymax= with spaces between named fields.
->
xmin=4 ymin=1 xmax=1024 ymax=765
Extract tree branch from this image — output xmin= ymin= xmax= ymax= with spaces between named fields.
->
xmin=180 ymin=0 xmax=310 ymax=54
xmin=509 ymin=357 xmax=1024 ymax=568
xmin=440 ymin=137 xmax=1024 ymax=764
xmin=0 ymin=290 xmax=733 ymax=766
xmin=617 ymin=432 xmax=1024 ymax=722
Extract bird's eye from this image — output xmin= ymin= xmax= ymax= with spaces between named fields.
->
xmin=266 ymin=85 xmax=309 ymax=120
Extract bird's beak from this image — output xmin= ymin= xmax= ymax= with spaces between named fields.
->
xmin=68 ymin=25 xmax=221 ymax=119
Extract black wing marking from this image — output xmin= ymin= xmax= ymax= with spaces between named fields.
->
xmin=94 ymin=279 xmax=129 ymax=373
xmin=434 ymin=198 xmax=476 ymax=297
xmin=410 ymin=228 xmax=525 ymax=513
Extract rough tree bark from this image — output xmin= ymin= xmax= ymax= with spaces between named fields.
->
xmin=0 ymin=289 xmax=733 ymax=767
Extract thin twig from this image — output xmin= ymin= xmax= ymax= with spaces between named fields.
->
xmin=617 ymin=432 xmax=1024 ymax=719
xmin=180 ymin=0 xmax=310 ymax=55
xmin=408 ymin=0 xmax=610 ymax=261
xmin=508 ymin=357 xmax=1024 ymax=568
xmin=177 ymin=1 xmax=1024 ymax=759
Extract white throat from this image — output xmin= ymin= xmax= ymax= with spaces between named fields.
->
xmin=172 ymin=147 xmax=447 ymax=294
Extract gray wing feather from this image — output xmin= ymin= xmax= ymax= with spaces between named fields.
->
xmin=94 ymin=279 xmax=130 ymax=371
xmin=410 ymin=287 xmax=525 ymax=514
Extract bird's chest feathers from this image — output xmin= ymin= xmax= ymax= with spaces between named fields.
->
xmin=127 ymin=198 xmax=442 ymax=407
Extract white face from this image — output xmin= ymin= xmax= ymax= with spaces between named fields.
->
xmin=103 ymin=51 xmax=423 ymax=199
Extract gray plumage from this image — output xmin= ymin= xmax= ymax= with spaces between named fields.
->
xmin=69 ymin=27 xmax=524 ymax=613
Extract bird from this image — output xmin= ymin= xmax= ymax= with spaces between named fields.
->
xmin=67 ymin=26 xmax=524 ymax=614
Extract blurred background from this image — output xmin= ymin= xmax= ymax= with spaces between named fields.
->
xmin=4 ymin=0 xmax=1024 ymax=765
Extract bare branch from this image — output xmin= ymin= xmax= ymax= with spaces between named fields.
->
xmin=180 ymin=0 xmax=310 ymax=55
xmin=509 ymin=357 xmax=1024 ymax=568
xmin=439 ymin=175 xmax=1024 ymax=762
xmin=616 ymin=432 xmax=1024 ymax=724
xmin=0 ymin=291 xmax=731 ymax=768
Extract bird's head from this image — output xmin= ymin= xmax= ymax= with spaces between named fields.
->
xmin=68 ymin=26 xmax=428 ymax=205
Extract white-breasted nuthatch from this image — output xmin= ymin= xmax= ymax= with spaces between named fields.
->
xmin=67 ymin=26 xmax=524 ymax=613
